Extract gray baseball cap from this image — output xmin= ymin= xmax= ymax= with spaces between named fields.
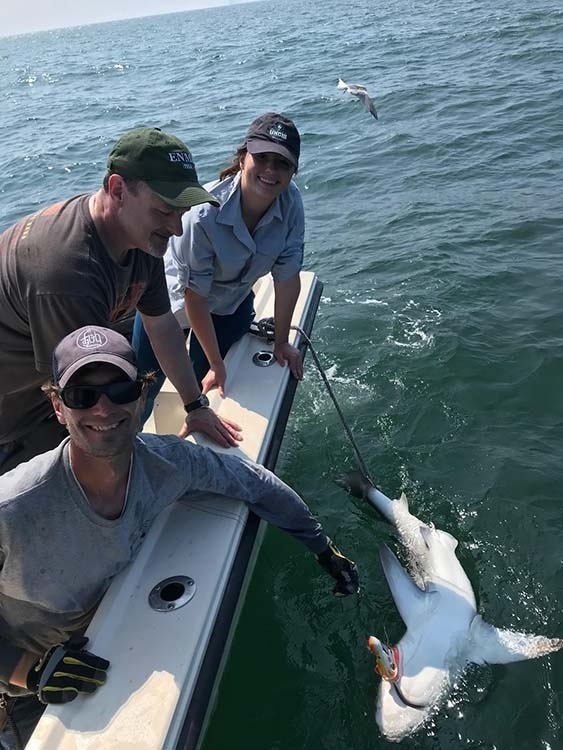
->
xmin=53 ymin=326 xmax=138 ymax=388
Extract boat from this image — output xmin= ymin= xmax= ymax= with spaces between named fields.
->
xmin=28 ymin=270 xmax=322 ymax=750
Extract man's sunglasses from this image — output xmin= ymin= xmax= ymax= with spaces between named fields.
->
xmin=58 ymin=380 xmax=143 ymax=410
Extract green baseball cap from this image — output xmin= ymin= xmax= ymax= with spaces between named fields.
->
xmin=107 ymin=127 xmax=219 ymax=209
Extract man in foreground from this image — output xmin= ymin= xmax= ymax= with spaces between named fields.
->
xmin=0 ymin=127 xmax=241 ymax=476
xmin=0 ymin=326 xmax=359 ymax=747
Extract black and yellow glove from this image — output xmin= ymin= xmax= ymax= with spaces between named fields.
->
xmin=317 ymin=539 xmax=360 ymax=597
xmin=27 ymin=635 xmax=110 ymax=704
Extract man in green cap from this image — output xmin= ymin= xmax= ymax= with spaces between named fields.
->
xmin=0 ymin=127 xmax=242 ymax=474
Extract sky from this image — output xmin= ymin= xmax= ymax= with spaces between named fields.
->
xmin=1 ymin=0 xmax=245 ymax=38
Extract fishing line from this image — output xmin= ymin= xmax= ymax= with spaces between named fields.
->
xmin=250 ymin=317 xmax=374 ymax=485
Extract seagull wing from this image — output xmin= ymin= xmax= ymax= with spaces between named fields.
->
xmin=356 ymin=89 xmax=378 ymax=119
xmin=348 ymin=83 xmax=368 ymax=93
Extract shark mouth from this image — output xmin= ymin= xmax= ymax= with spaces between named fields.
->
xmin=369 ymin=639 xmax=429 ymax=709
xmin=390 ymin=682 xmax=429 ymax=710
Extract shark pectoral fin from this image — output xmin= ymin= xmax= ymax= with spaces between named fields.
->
xmin=379 ymin=544 xmax=434 ymax=627
xmin=467 ymin=615 xmax=563 ymax=665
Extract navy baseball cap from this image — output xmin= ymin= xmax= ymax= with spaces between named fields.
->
xmin=244 ymin=113 xmax=300 ymax=168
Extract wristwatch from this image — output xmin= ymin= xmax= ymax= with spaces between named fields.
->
xmin=184 ymin=394 xmax=210 ymax=414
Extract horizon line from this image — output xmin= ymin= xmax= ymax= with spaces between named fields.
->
xmin=0 ymin=0 xmax=263 ymax=40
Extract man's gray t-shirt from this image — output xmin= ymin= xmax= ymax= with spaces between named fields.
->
xmin=0 ymin=434 xmax=325 ymax=694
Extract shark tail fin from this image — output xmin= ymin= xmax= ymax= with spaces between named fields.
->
xmin=335 ymin=469 xmax=373 ymax=500
xmin=337 ymin=78 xmax=347 ymax=90
xmin=468 ymin=615 xmax=563 ymax=665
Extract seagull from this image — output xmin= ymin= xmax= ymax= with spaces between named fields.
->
xmin=337 ymin=78 xmax=378 ymax=119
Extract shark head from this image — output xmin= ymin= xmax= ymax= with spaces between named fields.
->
xmin=376 ymin=673 xmax=443 ymax=742
xmin=373 ymin=542 xmax=475 ymax=740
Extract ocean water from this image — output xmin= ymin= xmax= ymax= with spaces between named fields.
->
xmin=2 ymin=0 xmax=563 ymax=747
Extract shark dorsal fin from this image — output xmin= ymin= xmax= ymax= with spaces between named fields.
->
xmin=379 ymin=543 xmax=436 ymax=628
xmin=396 ymin=492 xmax=409 ymax=511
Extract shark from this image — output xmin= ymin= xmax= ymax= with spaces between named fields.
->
xmin=341 ymin=471 xmax=563 ymax=742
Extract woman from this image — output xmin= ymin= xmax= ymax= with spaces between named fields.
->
xmin=133 ymin=112 xmax=305 ymax=418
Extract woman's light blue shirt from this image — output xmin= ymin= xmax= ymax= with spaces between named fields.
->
xmin=164 ymin=172 xmax=304 ymax=327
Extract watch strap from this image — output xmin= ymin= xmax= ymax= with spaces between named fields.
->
xmin=184 ymin=394 xmax=210 ymax=414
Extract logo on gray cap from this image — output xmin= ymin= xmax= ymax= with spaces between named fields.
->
xmin=77 ymin=328 xmax=109 ymax=350
xmin=53 ymin=325 xmax=138 ymax=388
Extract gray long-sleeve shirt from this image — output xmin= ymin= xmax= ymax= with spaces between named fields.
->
xmin=0 ymin=434 xmax=327 ymax=694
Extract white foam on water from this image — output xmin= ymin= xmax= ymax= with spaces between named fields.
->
xmin=343 ymin=297 xmax=389 ymax=306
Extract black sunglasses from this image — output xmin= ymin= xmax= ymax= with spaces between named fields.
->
xmin=58 ymin=380 xmax=143 ymax=410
